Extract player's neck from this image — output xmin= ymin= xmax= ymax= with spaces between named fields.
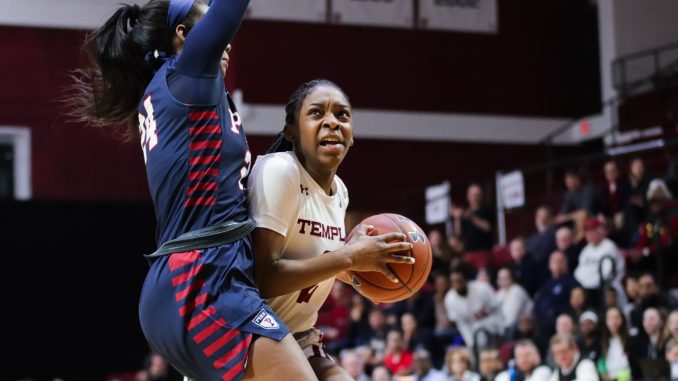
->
xmin=305 ymin=166 xmax=336 ymax=196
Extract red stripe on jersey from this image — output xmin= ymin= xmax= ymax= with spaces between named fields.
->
xmin=171 ymin=264 xmax=203 ymax=287
xmin=175 ymin=279 xmax=206 ymax=301
xmin=189 ymin=125 xmax=222 ymax=136
xmin=187 ymin=306 xmax=216 ymax=331
xmin=189 ymin=111 xmax=218 ymax=121
xmin=193 ymin=318 xmax=226 ymax=344
xmin=190 ymin=140 xmax=222 ymax=151
xmin=168 ymin=250 xmax=201 ymax=272
xmin=189 ymin=155 xmax=221 ymax=165
xmin=215 ymin=334 xmax=252 ymax=372
xmin=204 ymin=329 xmax=240 ymax=357
xmin=187 ymin=182 xmax=218 ymax=195
xmin=184 ymin=197 xmax=217 ymax=207
xmin=179 ymin=292 xmax=208 ymax=317
xmin=188 ymin=169 xmax=219 ymax=180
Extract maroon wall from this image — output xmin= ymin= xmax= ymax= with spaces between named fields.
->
xmin=0 ymin=0 xmax=599 ymax=201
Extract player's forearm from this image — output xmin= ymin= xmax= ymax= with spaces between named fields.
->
xmin=256 ymin=249 xmax=352 ymax=298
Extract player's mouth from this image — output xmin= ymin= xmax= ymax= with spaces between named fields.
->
xmin=318 ymin=136 xmax=346 ymax=153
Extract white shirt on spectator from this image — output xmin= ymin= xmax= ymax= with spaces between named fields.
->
xmin=547 ymin=354 xmax=598 ymax=381
xmin=414 ymin=368 xmax=447 ymax=381
xmin=444 ymin=281 xmax=503 ymax=346
xmin=494 ymin=365 xmax=551 ymax=381
xmin=495 ymin=284 xmax=533 ymax=329
xmin=574 ymin=238 xmax=624 ymax=290
xmin=604 ymin=337 xmax=629 ymax=379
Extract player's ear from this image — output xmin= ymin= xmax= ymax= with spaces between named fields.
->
xmin=283 ymin=123 xmax=296 ymax=145
xmin=175 ymin=24 xmax=188 ymax=41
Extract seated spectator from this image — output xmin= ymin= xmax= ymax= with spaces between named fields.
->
xmin=508 ymin=237 xmax=541 ymax=295
xmin=429 ymin=229 xmax=453 ymax=275
xmin=495 ymin=339 xmax=551 ymax=381
xmin=432 ymin=273 xmax=459 ymax=368
xmin=548 ymin=333 xmax=599 ymax=381
xmin=411 ymin=348 xmax=447 ymax=381
xmin=556 ymin=170 xmax=597 ymax=224
xmin=477 ymin=348 xmax=503 ymax=381
xmin=401 ymin=312 xmax=432 ymax=352
xmin=629 ymin=272 xmax=676 ymax=330
xmin=340 ymin=349 xmax=370 ymax=381
xmin=666 ymin=338 xmax=678 ymax=381
xmin=534 ymin=251 xmax=580 ymax=344
xmin=445 ymin=347 xmax=481 ymax=381
xmin=555 ymin=226 xmax=583 ymax=273
xmin=452 ymin=184 xmax=494 ymax=268
xmin=318 ymin=282 xmax=351 ymax=345
xmin=444 ymin=270 xmax=503 ymax=347
xmin=348 ymin=306 xmax=389 ymax=366
xmin=570 ymin=286 xmax=588 ymax=322
xmin=545 ymin=314 xmax=578 ymax=367
xmin=525 ymin=205 xmax=558 ymax=268
xmin=599 ymin=160 xmax=630 ymax=223
xmin=574 ymin=218 xmax=626 ymax=307
xmin=599 ymin=306 xmax=631 ymax=381
xmin=371 ymin=365 xmax=393 ymax=381
xmin=577 ymin=311 xmax=601 ymax=362
xmin=629 ymin=307 xmax=668 ymax=379
xmin=495 ymin=267 xmax=533 ymax=333
xmin=404 ymin=286 xmax=436 ymax=333
xmin=621 ymin=158 xmax=650 ymax=244
xmin=384 ymin=329 xmax=414 ymax=376
xmin=665 ymin=310 xmax=678 ymax=350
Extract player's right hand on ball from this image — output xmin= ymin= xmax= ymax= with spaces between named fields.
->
xmin=345 ymin=224 xmax=415 ymax=283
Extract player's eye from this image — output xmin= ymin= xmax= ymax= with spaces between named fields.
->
xmin=308 ymin=108 xmax=321 ymax=116
xmin=337 ymin=110 xmax=351 ymax=118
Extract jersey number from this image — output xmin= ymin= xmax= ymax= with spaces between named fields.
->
xmin=138 ymin=96 xmax=158 ymax=164
xmin=238 ymin=150 xmax=251 ymax=191
xmin=297 ymin=285 xmax=319 ymax=304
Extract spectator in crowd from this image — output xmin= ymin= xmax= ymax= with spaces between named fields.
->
xmin=622 ymin=158 xmax=650 ymax=242
xmin=383 ymin=329 xmax=414 ymax=376
xmin=404 ymin=287 xmax=436 ymax=334
xmin=598 ymin=306 xmax=631 ymax=381
xmin=348 ymin=306 xmax=389 ymax=367
xmin=525 ymin=205 xmax=558 ymax=268
xmin=477 ymin=348 xmax=503 ymax=381
xmin=401 ymin=312 xmax=429 ymax=352
xmin=545 ymin=314 xmax=578 ymax=367
xmin=444 ymin=270 xmax=503 ymax=347
xmin=666 ymin=339 xmax=678 ymax=381
xmin=574 ymin=218 xmax=626 ymax=307
xmin=548 ymin=333 xmax=599 ymax=381
xmin=429 ymin=229 xmax=453 ymax=275
xmin=630 ymin=307 xmax=668 ymax=379
xmin=432 ymin=272 xmax=458 ymax=367
xmin=411 ymin=348 xmax=447 ymax=381
xmin=495 ymin=339 xmax=551 ymax=381
xmin=534 ymin=251 xmax=580 ymax=344
xmin=629 ymin=272 xmax=676 ymax=330
xmin=445 ymin=347 xmax=481 ymax=381
xmin=137 ymin=353 xmax=182 ymax=381
xmin=633 ymin=179 xmax=678 ymax=286
xmin=577 ymin=311 xmax=601 ymax=362
xmin=340 ymin=349 xmax=370 ymax=381
xmin=512 ymin=313 xmax=539 ymax=343
xmin=665 ymin=310 xmax=678 ymax=349
xmin=604 ymin=288 xmax=620 ymax=310
xmin=555 ymin=227 xmax=583 ymax=273
xmin=508 ymin=237 xmax=541 ymax=296
xmin=570 ymin=287 xmax=588 ymax=322
xmin=556 ymin=170 xmax=597 ymax=224
xmin=320 ymin=282 xmax=351 ymax=347
xmin=622 ymin=275 xmax=640 ymax=328
xmin=371 ymin=365 xmax=392 ymax=381
xmin=452 ymin=184 xmax=494 ymax=268
xmin=495 ymin=267 xmax=533 ymax=334
xmin=599 ymin=161 xmax=630 ymax=222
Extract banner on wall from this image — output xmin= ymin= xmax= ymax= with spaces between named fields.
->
xmin=419 ymin=0 xmax=498 ymax=33
xmin=247 ymin=0 xmax=326 ymax=23
xmin=332 ymin=0 xmax=413 ymax=29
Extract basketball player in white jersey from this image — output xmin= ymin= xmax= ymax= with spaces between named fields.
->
xmin=247 ymin=80 xmax=415 ymax=381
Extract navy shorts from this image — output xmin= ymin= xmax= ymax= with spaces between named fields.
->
xmin=139 ymin=237 xmax=288 ymax=380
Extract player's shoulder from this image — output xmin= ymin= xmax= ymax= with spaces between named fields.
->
xmin=252 ymin=151 xmax=301 ymax=180
xmin=333 ymin=174 xmax=348 ymax=197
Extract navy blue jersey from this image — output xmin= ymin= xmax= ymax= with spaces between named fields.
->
xmin=137 ymin=0 xmax=251 ymax=246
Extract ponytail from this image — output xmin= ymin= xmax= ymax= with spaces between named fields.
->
xmin=67 ymin=0 xmax=204 ymax=134
xmin=266 ymin=132 xmax=294 ymax=154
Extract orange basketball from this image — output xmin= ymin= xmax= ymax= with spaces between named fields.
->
xmin=345 ymin=213 xmax=432 ymax=303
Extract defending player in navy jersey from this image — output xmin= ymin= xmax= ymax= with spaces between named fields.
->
xmin=248 ymin=80 xmax=416 ymax=381
xmin=70 ymin=1 xmax=318 ymax=379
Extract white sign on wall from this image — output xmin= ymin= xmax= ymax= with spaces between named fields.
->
xmin=419 ymin=0 xmax=498 ymax=33
xmin=498 ymin=171 xmax=525 ymax=209
xmin=332 ymin=0 xmax=413 ymax=28
xmin=425 ymin=181 xmax=450 ymax=225
xmin=247 ymin=0 xmax=327 ymax=23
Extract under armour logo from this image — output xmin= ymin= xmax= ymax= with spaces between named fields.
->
xmin=300 ymin=184 xmax=309 ymax=196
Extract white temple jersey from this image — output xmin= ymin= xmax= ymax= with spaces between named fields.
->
xmin=247 ymin=151 xmax=349 ymax=333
